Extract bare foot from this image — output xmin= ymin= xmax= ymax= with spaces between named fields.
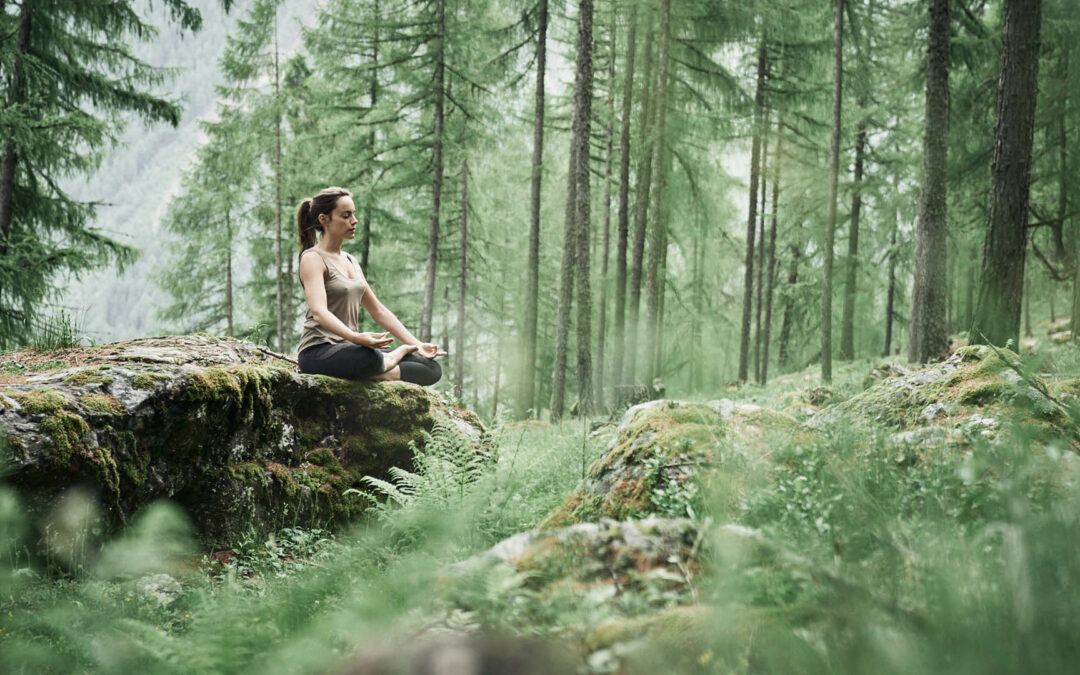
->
xmin=380 ymin=343 xmax=419 ymax=373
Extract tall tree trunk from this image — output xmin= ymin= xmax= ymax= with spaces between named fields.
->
xmin=226 ymin=209 xmax=235 ymax=338
xmin=273 ymin=14 xmax=285 ymax=352
xmin=625 ymin=15 xmax=656 ymax=386
xmin=762 ymin=125 xmax=782 ymax=385
xmin=596 ymin=8 xmax=616 ymax=409
xmin=907 ymin=0 xmax=950 ymax=362
xmin=738 ymin=39 xmax=767 ymax=383
xmin=821 ymin=0 xmax=844 ymax=383
xmin=691 ymin=224 xmax=703 ymax=392
xmin=519 ymin=0 xmax=548 ymax=419
xmin=653 ymin=216 xmax=669 ymax=379
xmin=421 ymin=0 xmax=446 ymax=343
xmin=455 ymin=159 xmax=468 ymax=400
xmin=778 ymin=240 xmax=800 ymax=367
xmin=754 ymin=121 xmax=769 ymax=383
xmin=840 ymin=121 xmax=866 ymax=360
xmin=965 ymin=252 xmax=975 ymax=330
xmin=644 ymin=0 xmax=671 ymax=384
xmin=884 ymin=207 xmax=898 ymax=356
xmin=572 ymin=0 xmax=596 ymax=416
xmin=362 ymin=3 xmax=378 ymax=274
xmin=612 ymin=3 xmax=637 ymax=395
xmin=972 ymin=0 xmax=1043 ymax=347
xmin=1023 ymin=268 xmax=1032 ymax=337
xmin=0 ymin=0 xmax=32 ymax=272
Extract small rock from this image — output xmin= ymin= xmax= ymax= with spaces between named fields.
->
xmin=134 ymin=573 xmax=182 ymax=606
xmin=919 ymin=402 xmax=948 ymax=423
xmin=1048 ymin=317 xmax=1071 ymax=335
xmin=891 ymin=426 xmax=947 ymax=446
xmin=1050 ymin=330 xmax=1072 ymax=344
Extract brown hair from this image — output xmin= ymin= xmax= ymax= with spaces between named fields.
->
xmin=297 ymin=186 xmax=351 ymax=261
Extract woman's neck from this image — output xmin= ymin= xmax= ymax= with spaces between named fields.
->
xmin=318 ymin=237 xmax=344 ymax=255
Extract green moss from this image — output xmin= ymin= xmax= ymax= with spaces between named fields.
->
xmin=956 ymin=378 xmax=1013 ymax=405
xmin=79 ymin=393 xmax=124 ymax=415
xmin=63 ymin=367 xmax=114 ymax=386
xmin=112 ymin=430 xmax=147 ymax=486
xmin=40 ymin=411 xmax=90 ymax=467
xmin=227 ymin=462 xmax=269 ymax=484
xmin=131 ymin=372 xmax=170 ymax=389
xmin=186 ymin=364 xmax=281 ymax=421
xmin=6 ymin=434 xmax=26 ymax=461
xmin=11 ymin=388 xmax=67 ymax=415
xmin=29 ymin=359 xmax=67 ymax=372
xmin=305 ymin=448 xmax=344 ymax=473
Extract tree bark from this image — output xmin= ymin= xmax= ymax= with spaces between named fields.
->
xmin=840 ymin=122 xmax=866 ymax=360
xmin=625 ymin=15 xmax=656 ymax=387
xmin=596 ymin=7 xmax=616 ymax=409
xmin=884 ymin=207 xmax=898 ymax=356
xmin=908 ymin=0 xmax=951 ymax=363
xmin=226 ymin=209 xmax=235 ymax=338
xmin=644 ymin=0 xmax=671 ymax=384
xmin=612 ymin=3 xmax=637 ymax=395
xmin=421 ymin=0 xmax=446 ymax=343
xmin=738 ymin=39 xmax=766 ymax=383
xmin=778 ymin=240 xmax=800 ymax=367
xmin=821 ymin=0 xmax=843 ymax=383
xmin=273 ymin=14 xmax=285 ymax=352
xmin=754 ymin=119 xmax=769 ymax=383
xmin=572 ymin=0 xmax=596 ymax=417
xmin=519 ymin=0 xmax=548 ymax=419
xmin=972 ymin=0 xmax=1042 ymax=348
xmin=455 ymin=159 xmax=468 ymax=400
xmin=762 ymin=124 xmax=782 ymax=385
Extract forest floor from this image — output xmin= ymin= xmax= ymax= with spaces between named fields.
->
xmin=3 ymin=328 xmax=1080 ymax=673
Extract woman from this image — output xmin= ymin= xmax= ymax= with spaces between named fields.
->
xmin=296 ymin=187 xmax=444 ymax=384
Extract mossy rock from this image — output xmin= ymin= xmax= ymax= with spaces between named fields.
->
xmin=542 ymin=400 xmax=799 ymax=528
xmin=0 ymin=334 xmax=485 ymax=548
xmin=810 ymin=346 xmax=1078 ymax=450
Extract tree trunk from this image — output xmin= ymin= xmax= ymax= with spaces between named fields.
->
xmin=754 ymin=120 xmax=769 ymax=383
xmin=596 ymin=8 xmax=616 ymax=410
xmin=455 ymin=159 xmax=468 ymax=400
xmin=691 ymin=225 xmax=703 ymax=392
xmin=572 ymin=0 xmax=596 ymax=416
xmin=884 ymin=208 xmax=898 ymax=356
xmin=612 ymin=3 xmax=637 ymax=395
xmin=1023 ymin=268 xmax=1032 ymax=337
xmin=821 ymin=0 xmax=843 ymax=383
xmin=519 ymin=0 xmax=548 ymax=419
xmin=972 ymin=0 xmax=1043 ymax=348
xmin=362 ymin=3 xmax=378 ymax=275
xmin=778 ymin=240 xmax=800 ymax=367
xmin=625 ymin=15 xmax=656 ymax=387
xmin=762 ymin=125 xmax=782 ymax=385
xmin=840 ymin=122 xmax=866 ymax=360
xmin=273 ymin=14 xmax=285 ymax=352
xmin=226 ymin=209 xmax=235 ymax=338
xmin=909 ymin=0 xmax=952 ymax=364
xmin=738 ymin=39 xmax=767 ymax=383
xmin=644 ymin=0 xmax=671 ymax=384
xmin=421 ymin=0 xmax=446 ymax=343
xmin=965 ymin=252 xmax=974 ymax=330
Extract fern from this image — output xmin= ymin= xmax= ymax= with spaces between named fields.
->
xmin=360 ymin=416 xmax=493 ymax=524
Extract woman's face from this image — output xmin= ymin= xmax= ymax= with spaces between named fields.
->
xmin=319 ymin=196 xmax=358 ymax=239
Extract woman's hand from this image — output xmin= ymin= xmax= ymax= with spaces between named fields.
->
xmin=415 ymin=343 xmax=447 ymax=359
xmin=352 ymin=331 xmax=394 ymax=349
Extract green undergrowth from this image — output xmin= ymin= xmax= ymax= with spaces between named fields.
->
xmin=3 ymin=344 xmax=1080 ymax=673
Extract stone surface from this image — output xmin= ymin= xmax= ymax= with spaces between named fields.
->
xmin=0 ymin=335 xmax=486 ymax=546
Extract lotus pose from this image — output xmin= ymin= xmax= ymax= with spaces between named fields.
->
xmin=296 ymin=186 xmax=444 ymax=384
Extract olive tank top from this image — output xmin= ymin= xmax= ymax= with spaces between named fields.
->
xmin=297 ymin=248 xmax=368 ymax=354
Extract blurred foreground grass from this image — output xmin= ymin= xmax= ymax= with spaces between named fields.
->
xmin=3 ymin=344 xmax=1080 ymax=674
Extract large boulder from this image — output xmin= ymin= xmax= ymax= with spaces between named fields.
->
xmin=0 ymin=335 xmax=486 ymax=546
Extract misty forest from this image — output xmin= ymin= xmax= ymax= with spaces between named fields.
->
xmin=2 ymin=0 xmax=1080 ymax=672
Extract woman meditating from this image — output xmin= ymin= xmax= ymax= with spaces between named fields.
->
xmin=296 ymin=186 xmax=444 ymax=384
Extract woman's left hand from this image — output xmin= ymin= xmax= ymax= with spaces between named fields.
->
xmin=416 ymin=343 xmax=447 ymax=358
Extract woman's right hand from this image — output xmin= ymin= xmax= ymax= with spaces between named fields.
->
xmin=352 ymin=331 xmax=393 ymax=349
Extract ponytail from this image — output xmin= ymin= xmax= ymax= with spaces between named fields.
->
xmin=297 ymin=198 xmax=317 ymax=261
xmin=296 ymin=187 xmax=351 ymax=264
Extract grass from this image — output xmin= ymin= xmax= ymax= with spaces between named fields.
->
xmin=2 ymin=343 xmax=1080 ymax=673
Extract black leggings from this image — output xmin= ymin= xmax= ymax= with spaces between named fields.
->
xmin=297 ymin=342 xmax=442 ymax=386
